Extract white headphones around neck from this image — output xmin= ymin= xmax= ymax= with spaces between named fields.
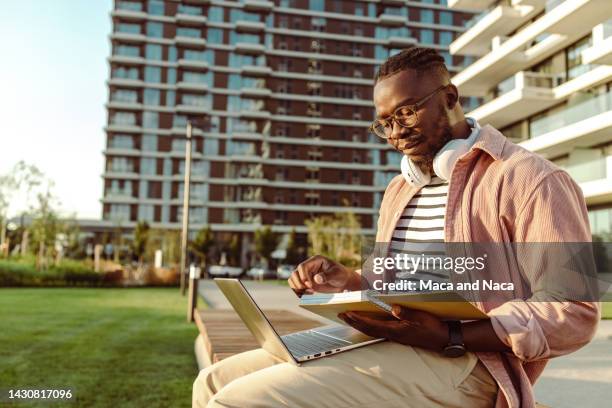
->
xmin=400 ymin=117 xmax=481 ymax=188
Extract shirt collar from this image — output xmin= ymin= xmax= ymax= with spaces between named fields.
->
xmin=468 ymin=120 xmax=505 ymax=161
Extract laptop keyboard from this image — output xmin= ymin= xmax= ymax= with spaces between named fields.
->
xmin=282 ymin=331 xmax=352 ymax=357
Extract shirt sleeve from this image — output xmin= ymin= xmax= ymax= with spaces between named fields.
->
xmin=487 ymin=171 xmax=601 ymax=362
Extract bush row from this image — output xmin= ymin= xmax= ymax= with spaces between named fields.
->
xmin=0 ymin=259 xmax=122 ymax=287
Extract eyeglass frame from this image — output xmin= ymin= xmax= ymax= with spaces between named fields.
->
xmin=369 ymin=84 xmax=449 ymax=139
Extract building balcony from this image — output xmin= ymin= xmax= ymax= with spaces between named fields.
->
xmin=235 ymin=20 xmax=266 ymax=33
xmin=378 ymin=14 xmax=406 ymax=26
xmin=453 ymin=0 xmax=612 ymax=97
xmin=240 ymin=87 xmax=272 ymax=98
xmin=175 ymin=36 xmax=207 ymax=48
xmin=450 ymin=5 xmax=540 ymax=57
xmin=520 ymin=90 xmax=612 ymax=158
xmin=111 ymin=8 xmax=147 ymax=21
xmin=175 ymin=13 xmax=207 ymax=25
xmin=448 ymin=0 xmax=497 ymax=8
xmin=469 ymin=71 xmax=558 ymax=128
xmin=558 ymin=153 xmax=612 ymax=205
xmin=107 ymin=78 xmax=144 ymax=87
xmin=582 ymin=21 xmax=612 ymax=65
xmin=239 ymin=109 xmax=271 ymax=120
xmin=105 ymin=124 xmax=142 ymax=133
xmin=178 ymin=59 xmax=210 ymax=70
xmin=108 ymin=55 xmax=146 ymax=65
xmin=241 ymin=65 xmax=272 ymax=76
xmin=176 ymin=104 xmax=211 ymax=114
xmin=386 ymin=36 xmax=417 ymax=48
xmin=235 ymin=42 xmax=266 ymax=55
xmin=106 ymin=100 xmax=143 ymax=110
xmin=110 ymin=32 xmax=147 ymax=43
xmin=243 ymin=0 xmax=274 ymax=12
xmin=176 ymin=81 xmax=209 ymax=92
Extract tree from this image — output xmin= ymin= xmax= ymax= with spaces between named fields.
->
xmin=0 ymin=161 xmax=45 ymax=252
xmin=254 ymin=226 xmax=278 ymax=267
xmin=305 ymin=205 xmax=362 ymax=268
xmin=132 ymin=221 xmax=150 ymax=265
xmin=190 ymin=226 xmax=214 ymax=268
xmin=226 ymin=234 xmax=241 ymax=266
xmin=285 ymin=228 xmax=302 ymax=265
xmin=29 ymin=189 xmax=62 ymax=269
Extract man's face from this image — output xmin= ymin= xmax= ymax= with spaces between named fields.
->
xmin=373 ymin=69 xmax=453 ymax=173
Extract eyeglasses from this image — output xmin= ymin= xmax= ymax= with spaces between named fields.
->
xmin=369 ymin=84 xmax=448 ymax=139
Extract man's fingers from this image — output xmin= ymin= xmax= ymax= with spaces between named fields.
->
xmin=391 ymin=305 xmax=420 ymax=323
xmin=297 ymin=263 xmax=314 ymax=289
xmin=289 ymin=272 xmax=306 ymax=296
xmin=313 ymin=272 xmax=326 ymax=285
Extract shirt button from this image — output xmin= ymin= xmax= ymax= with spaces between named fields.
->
xmin=394 ymin=211 xmax=401 ymax=218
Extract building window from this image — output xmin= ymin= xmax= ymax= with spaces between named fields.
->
xmin=420 ymin=29 xmax=434 ymax=45
xmin=142 ymin=134 xmax=157 ymax=151
xmin=110 ymin=134 xmax=134 ymax=149
xmin=115 ymin=44 xmax=140 ymax=57
xmin=440 ymin=11 xmax=453 ymax=26
xmin=146 ymin=22 xmax=163 ymax=38
xmin=145 ymin=44 xmax=162 ymax=60
xmin=148 ymin=0 xmax=164 ymax=15
xmin=144 ymin=66 xmax=161 ymax=82
xmin=138 ymin=205 xmax=154 ymax=222
xmin=208 ymin=6 xmax=224 ymax=22
xmin=141 ymin=158 xmax=156 ymax=175
xmin=440 ymin=31 xmax=453 ymax=46
xmin=566 ymin=36 xmax=592 ymax=80
xmin=117 ymin=1 xmax=142 ymax=11
xmin=420 ymin=9 xmax=433 ymax=24
xmin=177 ymin=27 xmax=200 ymax=38
xmin=144 ymin=88 xmax=160 ymax=105
xmin=168 ymin=45 xmax=177 ymax=62
xmin=166 ymin=90 xmax=175 ymax=106
xmin=143 ymin=111 xmax=158 ymax=128
xmin=117 ymin=23 xmax=140 ymax=34
xmin=207 ymin=28 xmax=223 ymax=44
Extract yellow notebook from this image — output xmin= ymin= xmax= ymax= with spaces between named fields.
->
xmin=299 ymin=290 xmax=488 ymax=324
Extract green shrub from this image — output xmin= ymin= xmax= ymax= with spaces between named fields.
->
xmin=0 ymin=258 xmax=103 ymax=287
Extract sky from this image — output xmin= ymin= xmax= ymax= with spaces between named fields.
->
xmin=0 ymin=0 xmax=112 ymax=219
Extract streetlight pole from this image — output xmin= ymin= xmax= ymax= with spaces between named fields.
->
xmin=180 ymin=120 xmax=193 ymax=296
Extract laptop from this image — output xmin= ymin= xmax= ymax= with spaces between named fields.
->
xmin=214 ymin=278 xmax=384 ymax=365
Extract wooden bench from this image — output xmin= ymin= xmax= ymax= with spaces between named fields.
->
xmin=194 ymin=309 xmax=320 ymax=365
xmin=193 ymin=309 xmax=552 ymax=408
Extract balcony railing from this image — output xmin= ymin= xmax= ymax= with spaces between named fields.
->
xmin=530 ymin=90 xmax=612 ymax=138
xmin=563 ymin=154 xmax=607 ymax=184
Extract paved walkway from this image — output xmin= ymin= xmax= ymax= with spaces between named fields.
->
xmin=198 ymin=279 xmax=333 ymax=323
xmin=199 ymin=279 xmax=612 ymax=407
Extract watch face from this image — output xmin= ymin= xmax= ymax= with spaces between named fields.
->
xmin=443 ymin=345 xmax=466 ymax=358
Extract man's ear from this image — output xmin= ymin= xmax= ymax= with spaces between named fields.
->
xmin=445 ymin=84 xmax=459 ymax=110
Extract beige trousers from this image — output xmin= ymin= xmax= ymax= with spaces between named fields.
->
xmin=193 ymin=341 xmax=498 ymax=408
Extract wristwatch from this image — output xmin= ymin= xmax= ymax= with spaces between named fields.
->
xmin=443 ymin=321 xmax=466 ymax=358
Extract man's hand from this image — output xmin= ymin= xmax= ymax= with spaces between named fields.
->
xmin=288 ymin=255 xmax=359 ymax=296
xmin=338 ymin=305 xmax=448 ymax=351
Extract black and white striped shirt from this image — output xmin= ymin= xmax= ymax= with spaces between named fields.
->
xmin=388 ymin=176 xmax=449 ymax=284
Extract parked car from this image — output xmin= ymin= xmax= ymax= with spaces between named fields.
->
xmin=208 ymin=265 xmax=244 ymax=278
xmin=276 ymin=264 xmax=295 ymax=280
xmin=246 ymin=265 xmax=275 ymax=280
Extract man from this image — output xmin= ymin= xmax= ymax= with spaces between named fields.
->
xmin=193 ymin=47 xmax=600 ymax=407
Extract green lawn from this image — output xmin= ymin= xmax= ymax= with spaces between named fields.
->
xmin=603 ymin=302 xmax=612 ymax=319
xmin=0 ymin=288 xmax=199 ymax=407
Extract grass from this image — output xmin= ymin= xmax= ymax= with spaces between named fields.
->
xmin=0 ymin=288 xmax=199 ymax=407
xmin=603 ymin=302 xmax=612 ymax=319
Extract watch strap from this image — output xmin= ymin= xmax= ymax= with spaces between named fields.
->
xmin=447 ymin=321 xmax=463 ymax=346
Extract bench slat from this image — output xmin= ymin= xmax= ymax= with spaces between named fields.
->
xmin=195 ymin=309 xmax=321 ymax=362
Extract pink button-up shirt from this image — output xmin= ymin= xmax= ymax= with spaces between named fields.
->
xmin=375 ymin=124 xmax=601 ymax=407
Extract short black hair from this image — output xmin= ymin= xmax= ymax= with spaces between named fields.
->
xmin=374 ymin=46 xmax=450 ymax=84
